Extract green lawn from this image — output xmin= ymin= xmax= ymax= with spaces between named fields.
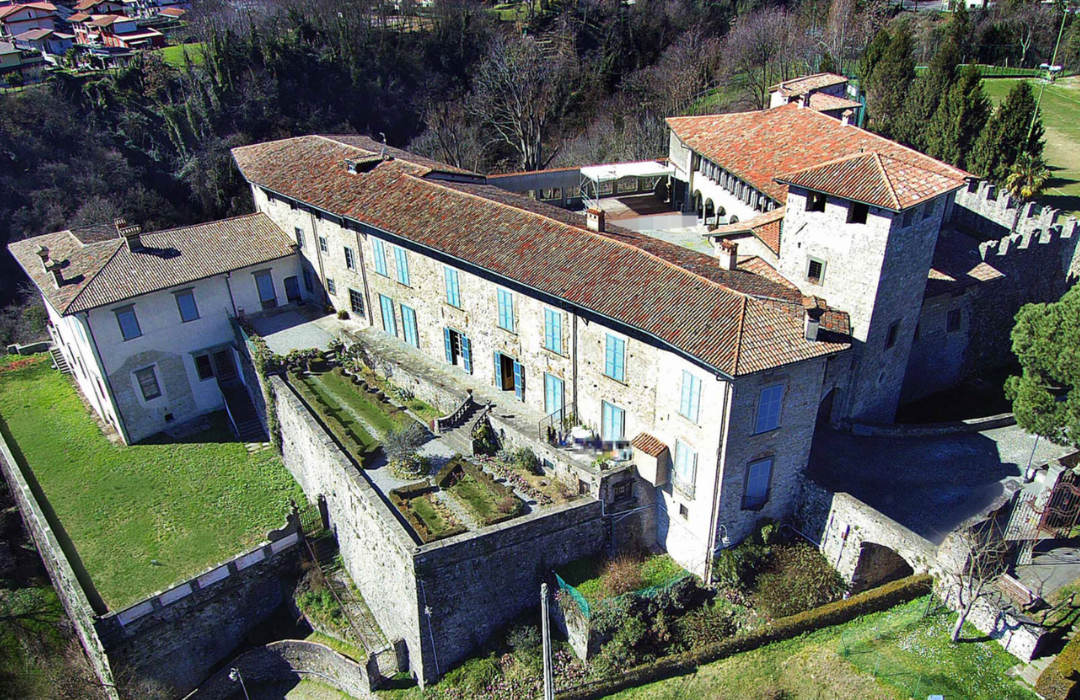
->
xmin=982 ymin=76 xmax=1080 ymax=218
xmin=299 ymin=375 xmax=380 ymax=452
xmin=559 ymin=553 xmax=685 ymax=605
xmin=601 ymin=597 xmax=1034 ymax=700
xmin=157 ymin=42 xmax=205 ymax=68
xmin=407 ymin=493 xmax=461 ymax=540
xmin=0 ymin=359 xmax=304 ymax=609
xmin=311 ymin=370 xmax=407 ymax=436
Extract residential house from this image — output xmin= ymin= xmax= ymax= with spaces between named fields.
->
xmin=0 ymin=36 xmax=44 ymax=77
xmin=7 ymin=215 xmax=308 ymax=444
xmin=0 ymin=2 xmax=56 ymax=38
xmin=14 ymin=27 xmax=73 ymax=56
xmin=768 ymin=72 xmax=863 ymax=120
xmin=70 ymin=12 xmax=163 ymax=48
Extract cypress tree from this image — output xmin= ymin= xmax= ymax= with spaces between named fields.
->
xmin=924 ymin=65 xmax=991 ymax=171
xmin=894 ymin=32 xmax=961 ymax=150
xmin=864 ymin=26 xmax=916 ymax=139
xmin=970 ymin=80 xmax=1045 ymax=183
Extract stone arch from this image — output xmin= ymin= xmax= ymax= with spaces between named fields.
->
xmin=704 ymin=199 xmax=715 ymax=222
xmin=817 ymin=388 xmax=839 ymax=427
xmin=692 ymin=191 xmax=703 ymax=219
xmin=729 ymin=215 xmax=739 ymax=224
xmin=716 ymin=205 xmax=726 ymax=218
xmin=850 ymin=541 xmax=915 ymax=594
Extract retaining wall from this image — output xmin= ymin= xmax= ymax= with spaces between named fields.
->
xmin=181 ymin=640 xmax=374 ymax=700
xmin=0 ymin=426 xmax=120 ymax=700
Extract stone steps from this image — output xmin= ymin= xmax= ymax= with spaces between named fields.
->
xmin=49 ymin=347 xmax=71 ymax=375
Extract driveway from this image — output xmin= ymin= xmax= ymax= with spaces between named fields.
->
xmin=809 ymin=424 xmax=1073 ymax=544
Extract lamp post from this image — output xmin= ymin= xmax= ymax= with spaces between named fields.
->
xmin=229 ymin=668 xmax=251 ymax=700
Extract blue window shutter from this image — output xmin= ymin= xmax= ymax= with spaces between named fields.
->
xmin=680 ymin=371 xmax=692 ymax=417
xmin=605 ymin=336 xmax=615 ymax=377
xmin=513 ymin=361 xmax=524 ymax=401
xmin=444 ymin=328 xmax=453 ymax=363
xmin=374 ymin=240 xmax=387 ymax=276
xmin=494 ymin=351 xmax=501 ymax=387
xmin=462 ymin=336 xmax=472 ymax=374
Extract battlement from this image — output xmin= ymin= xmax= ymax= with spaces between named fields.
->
xmin=951 ymin=179 xmax=1076 ymax=241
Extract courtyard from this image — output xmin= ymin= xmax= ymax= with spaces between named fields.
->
xmin=0 ymin=355 xmax=304 ymax=610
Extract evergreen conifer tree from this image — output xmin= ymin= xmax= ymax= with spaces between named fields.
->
xmin=863 ymin=26 xmax=916 ymax=139
xmin=924 ymin=65 xmax=990 ymax=170
xmin=970 ymin=80 xmax=1045 ymax=183
xmin=894 ymin=33 xmax=961 ymax=150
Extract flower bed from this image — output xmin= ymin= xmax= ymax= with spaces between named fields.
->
xmin=476 ymin=452 xmax=574 ymax=507
xmin=388 ymin=483 xmax=467 ymax=543
xmin=436 ymin=457 xmax=525 ymax=527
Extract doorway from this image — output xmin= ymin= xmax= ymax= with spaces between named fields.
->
xmin=213 ymin=349 xmax=238 ymax=383
xmin=495 ymin=352 xmax=525 ymax=401
xmin=284 ymin=276 xmax=301 ymax=303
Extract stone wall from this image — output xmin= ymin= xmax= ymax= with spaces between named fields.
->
xmin=181 ymin=640 xmax=374 ymax=700
xmin=96 ymin=536 xmax=301 ymax=698
xmin=0 ymin=426 xmax=120 ymax=700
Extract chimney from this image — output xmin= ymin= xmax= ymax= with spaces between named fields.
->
xmin=841 ymin=109 xmax=853 ymax=127
xmin=44 ymin=259 xmax=63 ymax=289
xmin=803 ymin=299 xmax=825 ymax=342
xmin=718 ymin=239 xmax=738 ymax=270
xmin=794 ymin=93 xmax=805 ymax=109
xmin=36 ymin=244 xmax=50 ymax=271
xmin=115 ymin=217 xmax=143 ymax=252
xmin=586 ymin=207 xmax=605 ymax=233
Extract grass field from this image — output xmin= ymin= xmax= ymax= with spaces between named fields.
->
xmin=0 ymin=358 xmax=304 ymax=609
xmin=158 ymin=42 xmax=205 ymax=68
xmin=602 ymin=597 xmax=1034 ymax=700
xmin=982 ymin=76 xmax=1080 ymax=218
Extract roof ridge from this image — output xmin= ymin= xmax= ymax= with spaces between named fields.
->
xmin=407 ymin=174 xmax=764 ymax=302
xmin=872 ymin=152 xmax=902 ymax=210
xmin=138 ymin=211 xmax=267 ymax=239
xmin=64 ymin=238 xmax=123 ymax=314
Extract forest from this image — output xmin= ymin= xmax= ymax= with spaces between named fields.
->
xmin=0 ymin=0 xmax=1075 ymax=340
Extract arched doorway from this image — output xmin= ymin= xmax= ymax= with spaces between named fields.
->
xmin=850 ymin=542 xmax=914 ymax=594
xmin=704 ymin=199 xmax=715 ymax=223
xmin=692 ymin=191 xmax=703 ymax=220
xmin=817 ymin=388 xmax=838 ymax=427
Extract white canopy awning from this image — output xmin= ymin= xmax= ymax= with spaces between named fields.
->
xmin=579 ymin=160 xmax=675 ymax=183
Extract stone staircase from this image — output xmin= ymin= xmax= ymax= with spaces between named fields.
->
xmin=49 ymin=347 xmax=71 ymax=375
xmin=220 ymin=381 xmax=267 ymax=443
xmin=439 ymin=401 xmax=488 ymax=455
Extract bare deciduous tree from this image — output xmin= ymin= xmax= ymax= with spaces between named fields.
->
xmin=725 ymin=8 xmax=794 ymax=110
xmin=938 ymin=520 xmax=1010 ymax=643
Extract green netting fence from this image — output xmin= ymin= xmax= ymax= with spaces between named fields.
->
xmin=555 ymin=572 xmax=590 ymax=619
xmin=555 ymin=570 xmax=693 ymax=620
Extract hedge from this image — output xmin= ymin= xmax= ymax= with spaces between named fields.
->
xmin=288 ymin=372 xmax=378 ymax=468
xmin=1036 ymin=632 xmax=1080 ymax=700
xmin=557 ymin=574 xmax=933 ymax=700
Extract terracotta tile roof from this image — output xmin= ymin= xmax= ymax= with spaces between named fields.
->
xmin=925 ymin=229 xmax=1005 ymax=298
xmin=15 ymin=27 xmax=56 ymax=40
xmin=67 ymin=11 xmax=91 ymax=21
xmin=771 ymin=73 xmax=848 ymax=97
xmin=158 ymin=7 xmax=185 ymax=16
xmin=0 ymin=2 xmax=56 ymax=19
xmin=710 ymin=208 xmax=785 ymax=255
xmin=73 ymin=0 xmax=103 ymax=9
xmin=667 ymin=105 xmax=970 ymax=209
xmin=631 ymin=433 xmax=668 ymax=457
xmin=8 ymin=213 xmax=296 ymax=315
xmin=807 ymin=93 xmax=862 ymax=113
xmin=233 ymin=136 xmax=850 ymax=376
xmin=317 ymin=134 xmax=480 ymax=177
xmin=87 ymin=13 xmax=127 ymax=26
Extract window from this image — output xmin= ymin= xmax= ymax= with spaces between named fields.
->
xmin=604 ymin=334 xmax=626 ymax=382
xmin=923 ymin=199 xmax=936 ymax=220
xmin=174 ymin=289 xmax=199 ymax=323
xmin=847 ymin=201 xmax=869 ymax=224
xmin=601 ymin=401 xmax=625 ymax=443
xmin=613 ymin=481 xmax=633 ymax=501
xmin=295 ymin=227 xmax=304 ymax=248
xmin=807 ymin=258 xmax=825 ymax=283
xmin=544 ymin=373 xmax=565 ymax=418
xmin=373 ymin=239 xmax=388 ymax=276
xmin=807 ymin=191 xmax=826 ymax=212
xmin=254 ymin=270 xmax=276 ymax=309
xmin=673 ymin=440 xmax=697 ymax=498
xmin=678 ymin=503 xmax=689 ymax=519
xmin=497 ymin=288 xmax=515 ymax=332
xmin=135 ymin=366 xmax=161 ymax=401
xmin=303 ymin=269 xmax=313 ymax=293
xmin=444 ymin=266 xmax=461 ymax=308
xmin=379 ymin=294 xmax=396 ymax=336
xmin=349 ymin=288 xmax=364 ymax=316
xmin=114 ymin=306 xmax=141 ymax=341
xmin=902 ymin=209 xmax=914 ymax=227
xmin=743 ymin=458 xmax=773 ymax=509
xmin=885 ymin=320 xmax=900 ymax=349
xmin=755 ymin=385 xmax=784 ymax=434
xmin=344 ymin=246 xmax=356 ymax=270
xmin=394 ymin=245 xmax=410 ymax=286
xmin=679 ymin=371 xmax=702 ymax=423
xmin=194 ymin=353 xmax=214 ymax=381
xmin=947 ymin=308 xmax=962 ymax=333
xmin=544 ymin=308 xmax=563 ymax=354
xmin=401 ymin=304 xmax=419 ymax=348
xmin=326 ymin=278 xmax=337 ymax=296
xmin=443 ymin=328 xmax=473 ymax=373
xmin=319 ymin=236 xmax=328 ymax=253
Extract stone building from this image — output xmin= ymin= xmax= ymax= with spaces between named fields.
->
xmin=8 ymin=214 xmax=307 ymax=443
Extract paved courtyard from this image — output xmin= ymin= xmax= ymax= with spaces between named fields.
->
xmin=809 ymin=424 xmax=1073 ymax=544
xmin=248 ymin=304 xmax=359 ymax=355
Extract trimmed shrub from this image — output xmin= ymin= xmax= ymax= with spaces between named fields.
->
xmin=752 ymin=542 xmax=847 ymax=619
xmin=558 ymin=574 xmax=933 ymax=700
xmin=289 ymin=372 xmax=375 ymax=466
xmin=1036 ymin=633 xmax=1080 ymax=700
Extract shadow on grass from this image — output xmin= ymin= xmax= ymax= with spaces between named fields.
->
xmin=0 ymin=418 xmax=108 ymax=615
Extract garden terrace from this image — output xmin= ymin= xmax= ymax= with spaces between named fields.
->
xmin=389 ymin=483 xmax=468 ymax=543
xmin=435 ymin=457 xmax=525 ymax=527
xmin=0 ymin=356 xmax=304 ymax=610
xmin=557 ymin=552 xmax=687 ymax=608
